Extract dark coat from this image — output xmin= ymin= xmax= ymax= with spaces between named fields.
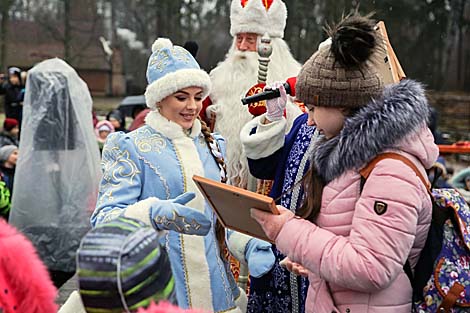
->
xmin=0 ymin=132 xmax=19 ymax=148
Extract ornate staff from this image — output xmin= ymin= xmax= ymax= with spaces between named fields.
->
xmin=255 ymin=34 xmax=274 ymax=196
xmin=237 ymin=33 xmax=274 ymax=293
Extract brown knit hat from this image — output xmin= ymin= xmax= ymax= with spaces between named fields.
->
xmin=296 ymin=14 xmax=384 ymax=108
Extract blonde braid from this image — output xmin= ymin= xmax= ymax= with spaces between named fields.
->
xmin=199 ymin=119 xmax=227 ymax=183
xmin=199 ymin=118 xmax=227 ymax=253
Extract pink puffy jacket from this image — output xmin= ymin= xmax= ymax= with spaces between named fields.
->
xmin=275 ymin=81 xmax=439 ymax=313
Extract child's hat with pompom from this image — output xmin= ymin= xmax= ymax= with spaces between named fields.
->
xmin=296 ymin=13 xmax=384 ymax=108
xmin=145 ymin=38 xmax=211 ymax=109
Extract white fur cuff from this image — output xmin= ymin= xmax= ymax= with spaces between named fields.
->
xmin=235 ymin=287 xmax=248 ymax=313
xmin=123 ymin=197 xmax=156 ymax=226
xmin=227 ymin=232 xmax=253 ymax=264
xmin=240 ymin=115 xmax=286 ymax=160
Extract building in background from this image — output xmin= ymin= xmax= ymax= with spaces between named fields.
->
xmin=1 ymin=0 xmax=125 ymax=96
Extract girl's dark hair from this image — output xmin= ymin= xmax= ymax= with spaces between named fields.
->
xmin=295 ymin=166 xmax=325 ymax=222
xmin=295 ymin=107 xmax=359 ymax=222
xmin=199 ymin=118 xmax=227 ymax=253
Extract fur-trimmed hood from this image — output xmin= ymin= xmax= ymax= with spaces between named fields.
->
xmin=314 ymin=79 xmax=438 ymax=184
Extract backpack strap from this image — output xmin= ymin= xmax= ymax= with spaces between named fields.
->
xmin=359 ymin=152 xmax=431 ymax=193
xmin=437 ymin=282 xmax=465 ymax=313
xmin=359 ymin=152 xmax=432 ymax=287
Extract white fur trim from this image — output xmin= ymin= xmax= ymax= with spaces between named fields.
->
xmin=173 ymin=135 xmax=214 ymax=310
xmin=123 ymin=197 xmax=157 ymax=226
xmin=318 ymin=37 xmax=332 ymax=51
xmin=145 ymin=110 xmax=201 ymax=139
xmin=58 ymin=291 xmax=87 ymax=313
xmin=144 ymin=68 xmax=211 ymax=109
xmin=151 ymin=37 xmax=173 ymax=53
xmin=230 ymin=0 xmax=287 ymax=38
xmin=226 ymin=232 xmax=253 ymax=265
xmin=267 ymin=0 xmax=288 ymax=38
xmin=240 ymin=114 xmax=286 ymax=159
xmin=235 ymin=287 xmax=248 ymax=313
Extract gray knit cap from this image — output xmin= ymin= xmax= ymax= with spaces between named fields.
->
xmin=296 ymin=14 xmax=384 ymax=108
xmin=0 ymin=145 xmax=17 ymax=162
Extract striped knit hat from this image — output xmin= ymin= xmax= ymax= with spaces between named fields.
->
xmin=77 ymin=217 xmax=176 ymax=312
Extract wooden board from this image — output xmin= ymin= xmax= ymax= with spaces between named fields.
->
xmin=375 ymin=21 xmax=406 ymax=84
xmin=193 ymin=175 xmax=279 ymax=243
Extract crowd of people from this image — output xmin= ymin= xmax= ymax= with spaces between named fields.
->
xmin=0 ymin=1 xmax=469 ymax=313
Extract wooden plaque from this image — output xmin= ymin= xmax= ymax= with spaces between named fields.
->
xmin=375 ymin=21 xmax=406 ymax=84
xmin=193 ymin=175 xmax=279 ymax=243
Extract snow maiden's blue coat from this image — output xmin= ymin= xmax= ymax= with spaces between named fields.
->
xmin=92 ymin=110 xmax=246 ymax=312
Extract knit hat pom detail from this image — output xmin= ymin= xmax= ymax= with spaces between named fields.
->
xmin=327 ymin=13 xmax=378 ymax=68
xmin=152 ymin=38 xmax=173 ymax=53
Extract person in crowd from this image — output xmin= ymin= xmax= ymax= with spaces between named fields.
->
xmin=106 ymin=108 xmax=127 ymax=132
xmin=240 ymin=81 xmax=315 ymax=312
xmin=92 ymin=38 xmax=274 ymax=313
xmin=0 ymin=145 xmax=17 ymax=195
xmin=0 ymin=175 xmax=11 ymax=220
xmin=92 ymin=111 xmax=99 ymax=128
xmin=0 ymin=218 xmax=58 ymax=313
xmin=451 ymin=167 xmax=470 ymax=203
xmin=203 ymin=1 xmax=306 ymax=311
xmin=128 ymin=108 xmax=150 ymax=131
xmin=0 ymin=67 xmax=25 ymax=124
xmin=249 ymin=13 xmax=439 ymax=312
xmin=0 ymin=118 xmax=19 ymax=148
xmin=0 ymin=144 xmax=18 ymax=220
xmin=8 ymin=58 xmax=101 ymax=289
xmin=203 ymin=0 xmax=302 ymax=190
xmin=95 ymin=119 xmax=115 ymax=151
xmin=0 ymin=144 xmax=15 ymax=220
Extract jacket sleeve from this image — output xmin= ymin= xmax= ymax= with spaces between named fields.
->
xmin=91 ymin=132 xmax=145 ymax=226
xmin=275 ymin=159 xmax=428 ymax=292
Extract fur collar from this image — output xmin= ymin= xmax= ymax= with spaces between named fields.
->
xmin=314 ymin=79 xmax=431 ymax=183
xmin=144 ymin=110 xmax=201 ymax=140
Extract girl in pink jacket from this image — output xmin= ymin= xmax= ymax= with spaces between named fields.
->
xmin=250 ymin=14 xmax=439 ymax=313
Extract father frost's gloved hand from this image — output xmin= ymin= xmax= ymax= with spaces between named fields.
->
xmin=265 ymin=81 xmax=288 ymax=122
xmin=150 ymin=192 xmax=211 ymax=236
xmin=245 ymin=238 xmax=276 ymax=278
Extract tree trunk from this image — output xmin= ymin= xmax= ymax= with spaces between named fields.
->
xmin=456 ymin=0 xmax=467 ymax=89
xmin=0 ymin=0 xmax=13 ymax=72
xmin=64 ymin=0 xmax=71 ymax=62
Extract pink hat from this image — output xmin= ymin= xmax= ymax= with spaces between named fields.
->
xmin=0 ymin=219 xmax=58 ymax=313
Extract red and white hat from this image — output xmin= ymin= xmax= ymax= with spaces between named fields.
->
xmin=230 ymin=0 xmax=288 ymax=38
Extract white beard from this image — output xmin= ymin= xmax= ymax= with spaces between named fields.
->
xmin=209 ymin=38 xmax=301 ymax=188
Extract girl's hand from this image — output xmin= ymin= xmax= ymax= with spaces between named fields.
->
xmin=250 ymin=205 xmax=294 ymax=242
xmin=279 ymin=257 xmax=309 ymax=277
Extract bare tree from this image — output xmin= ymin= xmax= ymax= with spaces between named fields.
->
xmin=0 ymin=0 xmax=14 ymax=72
xmin=32 ymin=0 xmax=101 ymax=64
